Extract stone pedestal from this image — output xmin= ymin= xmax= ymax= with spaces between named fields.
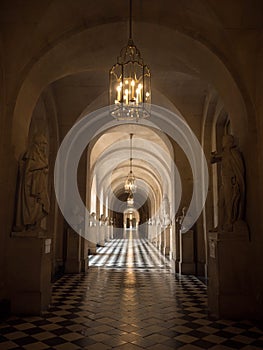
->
xmin=208 ymin=227 xmax=251 ymax=318
xmin=99 ymin=226 xmax=106 ymax=246
xmin=158 ymin=233 xmax=162 ymax=250
xmin=106 ymin=226 xmax=110 ymax=241
xmin=148 ymin=225 xmax=153 ymax=242
xmin=170 ymin=259 xmax=176 ymax=273
xmin=81 ymin=237 xmax=89 ymax=272
xmin=65 ymin=228 xmax=81 ymax=273
xmin=151 ymin=225 xmax=157 ymax=245
xmin=174 ymin=222 xmax=181 ymax=273
xmin=179 ymin=230 xmax=195 ymax=274
xmin=110 ymin=225 xmax=113 ymax=239
xmin=160 ymin=229 xmax=165 ymax=252
xmin=155 ymin=224 xmax=161 ymax=249
xmin=9 ymin=230 xmax=51 ymax=315
xmin=163 ymin=226 xmax=171 ymax=255
xmin=87 ymin=226 xmax=97 ymax=254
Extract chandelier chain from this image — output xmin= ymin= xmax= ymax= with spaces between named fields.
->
xmin=129 ymin=0 xmax=133 ymax=40
xmin=130 ymin=133 xmax=133 ymax=173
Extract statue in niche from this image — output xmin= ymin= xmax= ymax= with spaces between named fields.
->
xmin=211 ymin=134 xmax=245 ymax=232
xmin=99 ymin=214 xmax=105 ymax=226
xmin=13 ymin=134 xmax=50 ymax=231
xmin=176 ymin=206 xmax=187 ymax=232
xmin=162 ymin=195 xmax=171 ymax=227
xmin=163 ymin=214 xmax=171 ymax=227
xmin=90 ymin=212 xmax=96 ymax=226
xmin=71 ymin=206 xmax=84 ymax=234
xmin=105 ymin=217 xmax=109 ymax=226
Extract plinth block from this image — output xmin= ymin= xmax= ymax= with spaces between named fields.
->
xmin=179 ymin=230 xmax=195 ymax=275
xmin=208 ymin=229 xmax=252 ymax=318
xmin=9 ymin=231 xmax=51 ymax=315
xmin=65 ymin=228 xmax=81 ymax=273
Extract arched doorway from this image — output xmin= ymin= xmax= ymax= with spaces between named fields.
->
xmin=123 ymin=208 xmax=140 ymax=230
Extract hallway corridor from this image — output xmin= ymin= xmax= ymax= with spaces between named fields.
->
xmin=0 ymin=238 xmax=263 ymax=349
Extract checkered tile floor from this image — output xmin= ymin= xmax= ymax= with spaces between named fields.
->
xmin=89 ymin=237 xmax=171 ymax=270
xmin=1 ymin=238 xmax=263 ymax=349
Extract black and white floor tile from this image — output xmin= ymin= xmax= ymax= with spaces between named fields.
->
xmin=89 ymin=237 xmax=171 ymax=270
xmin=0 ymin=236 xmax=263 ymax=349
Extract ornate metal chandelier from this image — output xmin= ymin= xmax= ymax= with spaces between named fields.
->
xmin=109 ymin=0 xmax=151 ymax=121
xmin=124 ymin=133 xmax=136 ymax=194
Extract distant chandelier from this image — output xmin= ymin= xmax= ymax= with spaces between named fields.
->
xmin=109 ymin=0 xmax=151 ymax=121
xmin=124 ymin=133 xmax=136 ymax=194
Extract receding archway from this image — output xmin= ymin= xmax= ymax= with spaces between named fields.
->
xmin=123 ymin=208 xmax=140 ymax=230
xmin=86 ymin=124 xmax=174 ymax=232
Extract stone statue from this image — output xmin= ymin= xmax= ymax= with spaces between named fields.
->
xmin=163 ymin=213 xmax=171 ymax=227
xmin=105 ymin=217 xmax=109 ymax=226
xmin=90 ymin=212 xmax=96 ymax=226
xmin=162 ymin=195 xmax=170 ymax=217
xmin=71 ymin=206 xmax=84 ymax=234
xmin=176 ymin=207 xmax=187 ymax=232
xmin=162 ymin=195 xmax=171 ymax=227
xmin=13 ymin=134 xmax=50 ymax=231
xmin=99 ymin=214 xmax=105 ymax=226
xmin=211 ymin=134 xmax=245 ymax=231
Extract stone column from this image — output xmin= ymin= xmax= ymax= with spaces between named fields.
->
xmin=208 ymin=229 xmax=251 ymax=318
xmin=8 ymin=230 xmax=52 ymax=315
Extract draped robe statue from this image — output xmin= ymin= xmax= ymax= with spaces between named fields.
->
xmin=90 ymin=212 xmax=96 ymax=226
xmin=13 ymin=135 xmax=50 ymax=231
xmin=211 ymin=134 xmax=245 ymax=232
xmin=162 ymin=195 xmax=171 ymax=226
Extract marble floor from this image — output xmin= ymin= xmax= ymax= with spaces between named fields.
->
xmin=0 ymin=235 xmax=263 ymax=349
xmin=89 ymin=236 xmax=171 ymax=270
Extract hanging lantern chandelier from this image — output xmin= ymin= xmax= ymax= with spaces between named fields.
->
xmin=109 ymin=0 xmax=151 ymax=121
xmin=124 ymin=133 xmax=137 ymax=194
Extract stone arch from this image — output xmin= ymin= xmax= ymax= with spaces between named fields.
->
xmin=11 ymin=21 xmax=252 ymax=159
